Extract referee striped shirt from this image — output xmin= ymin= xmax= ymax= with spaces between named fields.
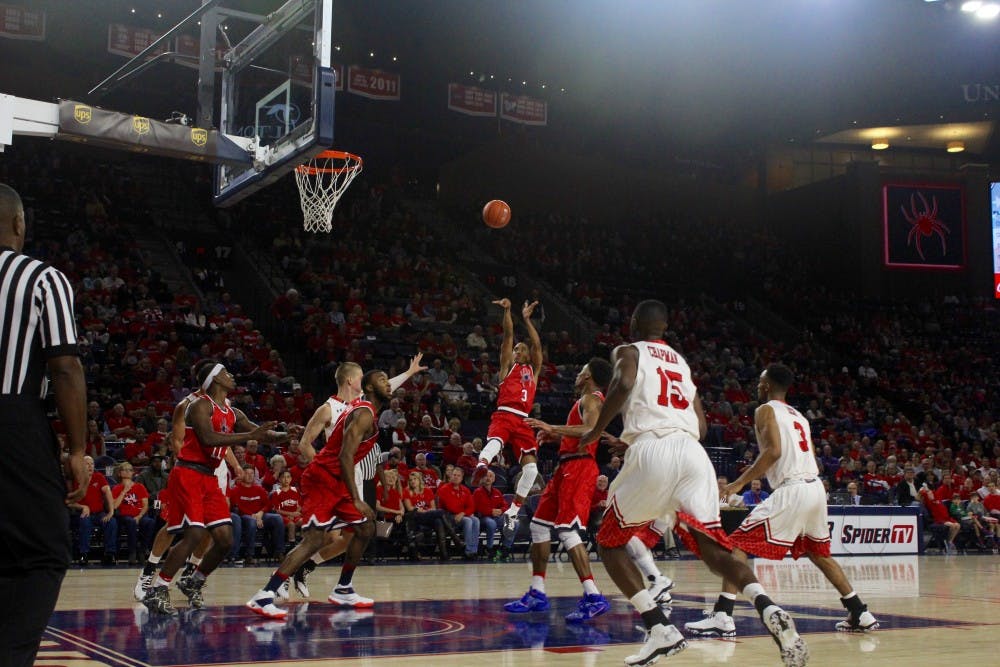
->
xmin=0 ymin=247 xmax=79 ymax=398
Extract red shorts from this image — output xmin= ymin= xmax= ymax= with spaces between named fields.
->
xmin=299 ymin=466 xmax=367 ymax=530
xmin=636 ymin=523 xmax=663 ymax=549
xmin=532 ymin=457 xmax=598 ymax=529
xmin=487 ymin=410 xmax=537 ymax=460
xmin=597 ymin=510 xmax=732 ymax=553
xmin=165 ymin=466 xmax=232 ymax=533
xmin=158 ymin=487 xmax=173 ymax=526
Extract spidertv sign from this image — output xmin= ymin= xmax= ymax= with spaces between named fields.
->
xmin=883 ymin=183 xmax=966 ymax=271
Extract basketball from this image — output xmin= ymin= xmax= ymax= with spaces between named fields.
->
xmin=482 ymin=199 xmax=511 ymax=229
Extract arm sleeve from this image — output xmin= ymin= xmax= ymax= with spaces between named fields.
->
xmin=37 ymin=267 xmax=79 ymax=358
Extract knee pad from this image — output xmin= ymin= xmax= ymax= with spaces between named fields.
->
xmin=558 ymin=529 xmax=583 ymax=552
xmin=530 ymin=520 xmax=551 ymax=544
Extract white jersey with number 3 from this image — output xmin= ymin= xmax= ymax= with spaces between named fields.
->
xmin=764 ymin=400 xmax=820 ymax=488
xmin=620 ymin=340 xmax=700 ymax=443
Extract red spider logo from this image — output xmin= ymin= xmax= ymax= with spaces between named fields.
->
xmin=900 ymin=192 xmax=949 ymax=261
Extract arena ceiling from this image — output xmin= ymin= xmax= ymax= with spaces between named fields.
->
xmin=4 ymin=0 xmax=1000 ymax=161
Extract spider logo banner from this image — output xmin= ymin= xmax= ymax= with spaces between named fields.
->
xmin=883 ymin=183 xmax=965 ymax=270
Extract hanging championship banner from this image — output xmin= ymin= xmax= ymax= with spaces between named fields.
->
xmin=0 ymin=4 xmax=45 ymax=41
xmin=883 ymin=182 xmax=965 ymax=270
xmin=108 ymin=24 xmax=168 ymax=58
xmin=500 ymin=92 xmax=547 ymax=126
xmin=448 ymin=83 xmax=497 ymax=117
xmin=347 ymin=66 xmax=400 ymax=101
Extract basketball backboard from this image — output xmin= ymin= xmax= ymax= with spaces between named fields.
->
xmin=214 ymin=0 xmax=335 ymax=206
xmin=1 ymin=0 xmax=337 ymax=209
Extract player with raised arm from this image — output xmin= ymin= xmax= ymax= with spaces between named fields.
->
xmin=143 ymin=363 xmax=290 ymax=615
xmin=279 ymin=355 xmax=425 ymax=599
xmin=471 ymin=298 xmax=543 ymax=524
xmin=685 ymin=363 xmax=878 ymax=637
xmin=247 ymin=370 xmax=392 ymax=619
xmin=580 ymin=300 xmax=807 ymax=667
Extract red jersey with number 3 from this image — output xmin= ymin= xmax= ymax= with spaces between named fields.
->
xmin=178 ymin=396 xmax=236 ymax=468
xmin=311 ymin=400 xmax=378 ymax=479
xmin=620 ymin=340 xmax=699 ymax=443
xmin=763 ymin=399 xmax=819 ymax=488
xmin=497 ymin=362 xmax=536 ymax=416
xmin=558 ymin=391 xmax=604 ymax=457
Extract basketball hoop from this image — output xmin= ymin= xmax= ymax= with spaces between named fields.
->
xmin=294 ymin=150 xmax=363 ymax=233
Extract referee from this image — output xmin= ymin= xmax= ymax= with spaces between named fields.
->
xmin=0 ymin=183 xmax=88 ymax=667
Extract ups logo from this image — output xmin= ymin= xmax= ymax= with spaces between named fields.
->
xmin=132 ymin=116 xmax=150 ymax=135
xmin=190 ymin=128 xmax=208 ymax=147
xmin=73 ymin=104 xmax=92 ymax=124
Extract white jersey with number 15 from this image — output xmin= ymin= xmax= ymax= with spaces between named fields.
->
xmin=620 ymin=340 xmax=700 ymax=444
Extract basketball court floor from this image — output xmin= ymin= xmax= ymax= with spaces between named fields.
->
xmin=39 ymin=554 xmax=996 ymax=666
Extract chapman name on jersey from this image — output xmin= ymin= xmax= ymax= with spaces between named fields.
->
xmin=620 ymin=340 xmax=700 ymax=443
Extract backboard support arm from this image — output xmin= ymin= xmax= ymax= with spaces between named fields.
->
xmin=88 ymin=0 xmax=224 ymax=98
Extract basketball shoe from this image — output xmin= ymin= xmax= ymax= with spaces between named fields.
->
xmin=647 ymin=575 xmax=674 ymax=606
xmin=761 ymin=606 xmax=809 ymax=667
xmin=142 ymin=585 xmax=177 ymax=616
xmin=328 ymin=587 xmax=374 ymax=608
xmin=624 ymin=623 xmax=687 ymax=666
xmin=294 ymin=561 xmax=316 ymax=597
xmin=503 ymin=588 xmax=550 ymax=613
xmin=564 ymin=593 xmax=610 ymax=623
xmin=471 ymin=464 xmax=489 ymax=486
xmin=134 ymin=572 xmax=153 ymax=601
xmin=835 ymin=609 xmax=879 ymax=633
xmin=177 ymin=573 xmax=205 ymax=609
xmin=246 ymin=589 xmax=288 ymax=619
xmin=684 ymin=610 xmax=736 ymax=638
xmin=276 ymin=579 xmax=290 ymax=601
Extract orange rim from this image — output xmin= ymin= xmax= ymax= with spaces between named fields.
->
xmin=295 ymin=150 xmax=363 ymax=175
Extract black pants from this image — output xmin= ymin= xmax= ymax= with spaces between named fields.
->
xmin=0 ymin=398 xmax=71 ymax=664
xmin=0 ymin=568 xmax=65 ymax=667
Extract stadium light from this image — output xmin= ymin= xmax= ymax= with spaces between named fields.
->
xmin=977 ymin=2 xmax=1000 ymax=18
xmin=871 ymin=139 xmax=889 ymax=150
xmin=947 ymin=141 xmax=965 ymax=153
xmin=961 ymin=1 xmax=983 ymax=12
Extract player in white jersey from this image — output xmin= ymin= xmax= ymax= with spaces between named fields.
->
xmin=581 ymin=300 xmax=807 ymax=667
xmin=280 ymin=355 xmax=426 ymax=599
xmin=686 ymin=364 xmax=879 ymax=638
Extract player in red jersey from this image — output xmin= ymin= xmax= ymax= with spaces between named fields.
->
xmin=247 ymin=370 xmax=392 ymax=619
xmin=277 ymin=356 xmax=425 ymax=601
xmin=471 ymin=298 xmax=543 ymax=523
xmin=503 ymin=357 xmax=614 ymax=621
xmin=142 ymin=362 xmax=289 ymax=616
xmin=134 ymin=362 xmax=240 ymax=602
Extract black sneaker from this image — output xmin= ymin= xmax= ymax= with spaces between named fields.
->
xmin=142 ymin=585 xmax=178 ymax=616
xmin=180 ymin=562 xmax=197 ymax=579
xmin=177 ymin=575 xmax=205 ymax=609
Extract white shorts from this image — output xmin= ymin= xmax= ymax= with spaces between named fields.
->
xmin=730 ymin=478 xmax=831 ymax=559
xmin=606 ymin=435 xmax=722 ymax=532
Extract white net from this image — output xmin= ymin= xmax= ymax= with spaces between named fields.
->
xmin=294 ymin=151 xmax=363 ymax=233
